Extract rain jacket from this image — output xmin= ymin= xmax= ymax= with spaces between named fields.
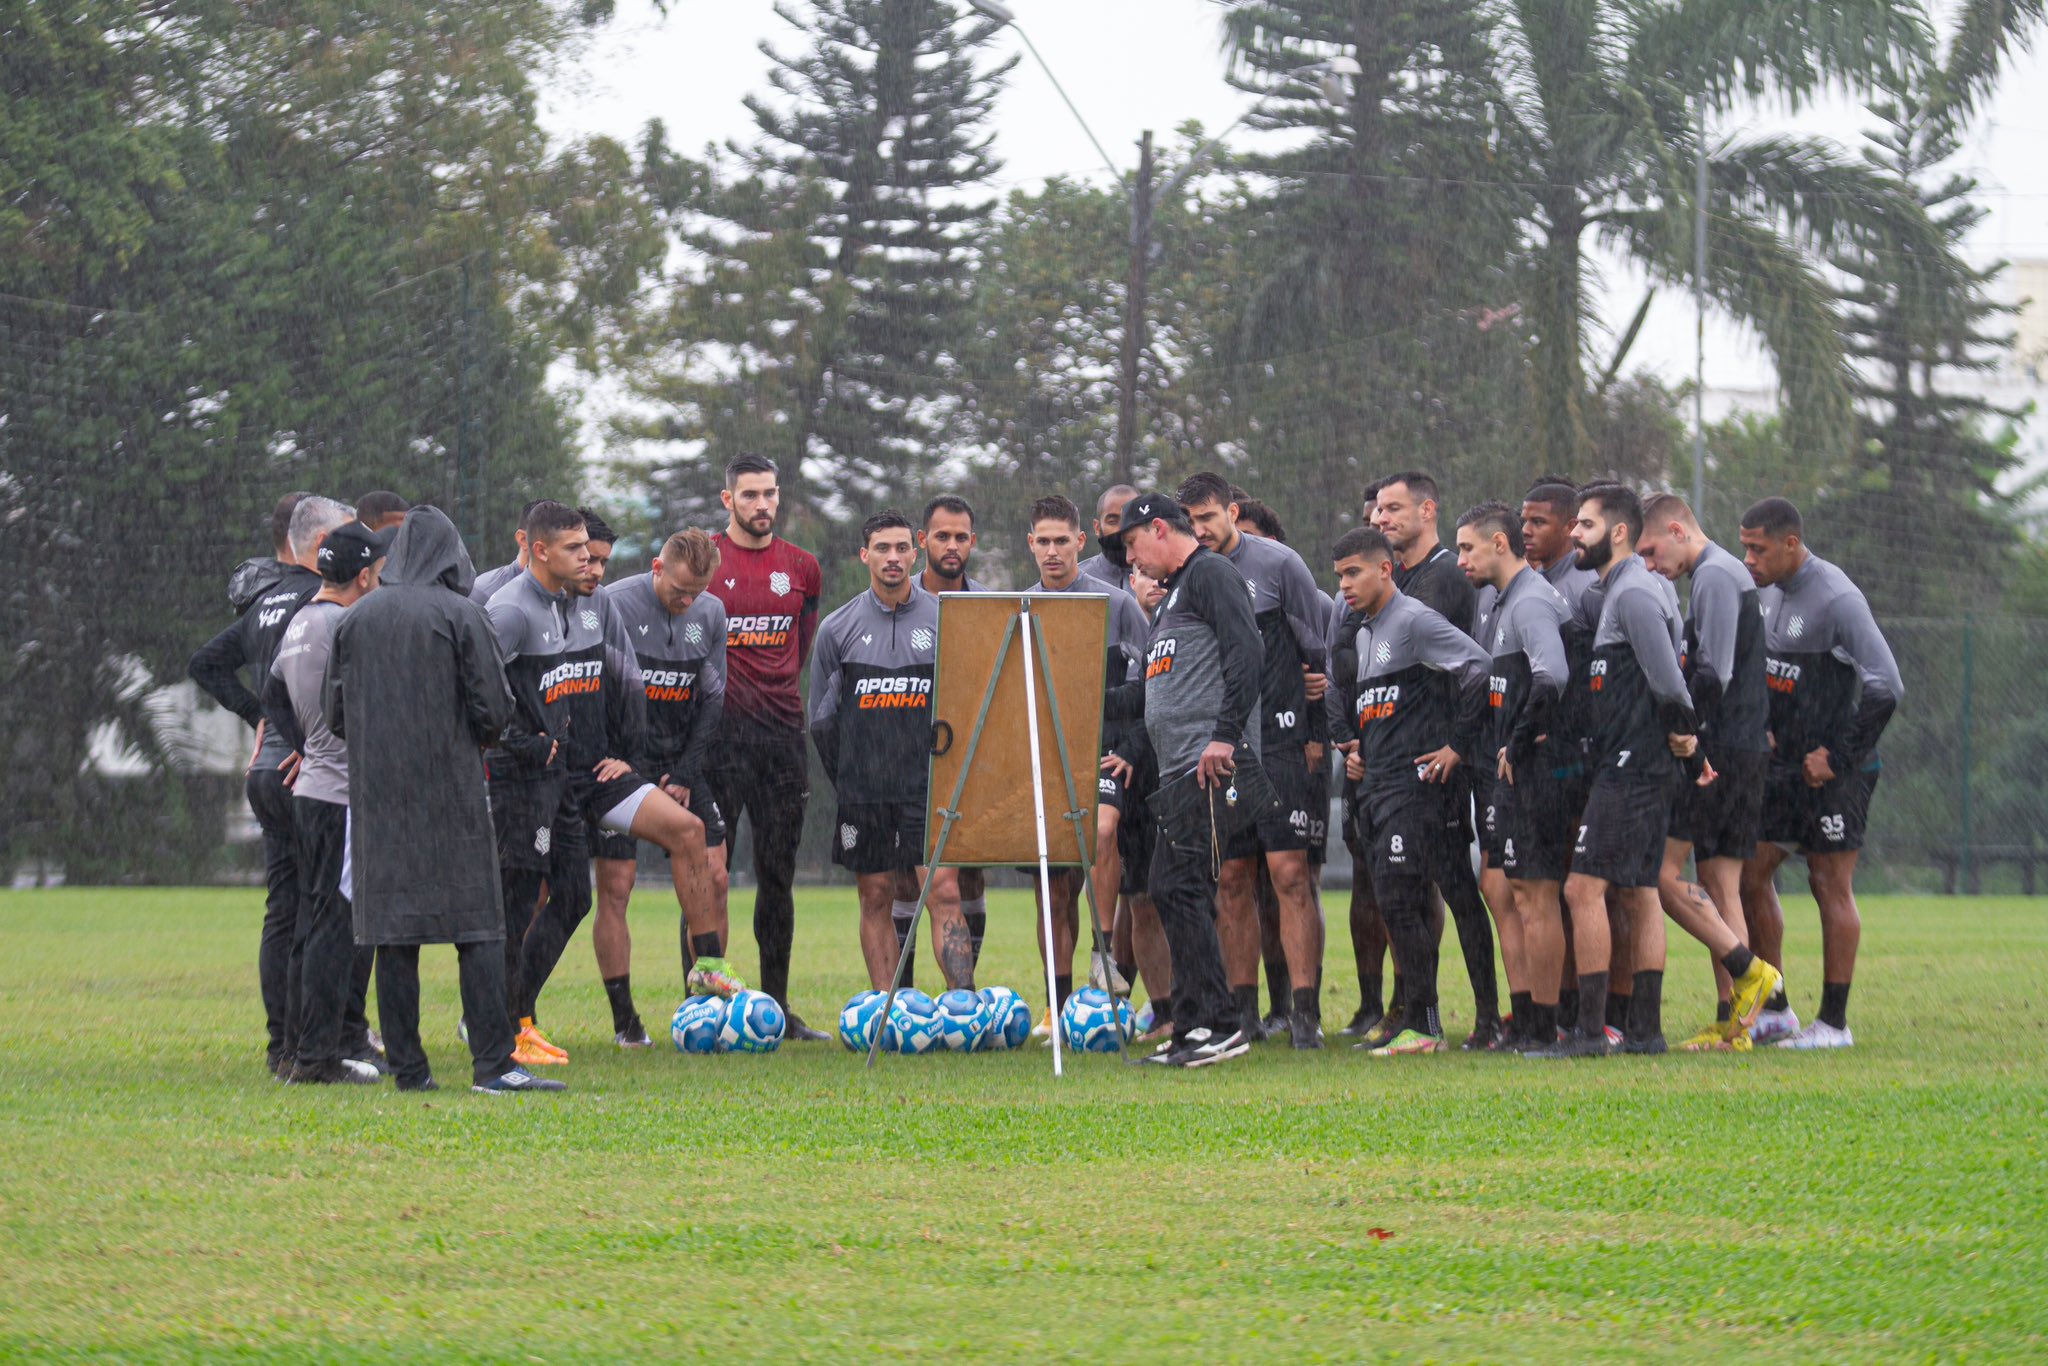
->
xmin=326 ymin=508 xmax=513 ymax=947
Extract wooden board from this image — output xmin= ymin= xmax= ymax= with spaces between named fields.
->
xmin=924 ymin=592 xmax=1109 ymax=867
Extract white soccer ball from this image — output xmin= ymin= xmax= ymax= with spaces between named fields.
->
xmin=717 ymin=989 xmax=786 ymax=1053
xmin=1061 ymin=987 xmax=1133 ymax=1053
xmin=671 ymin=995 xmax=727 ymax=1055
xmin=975 ymin=986 xmax=1033 ymax=1052
xmin=934 ymin=989 xmax=990 ymax=1052
xmin=883 ymin=989 xmax=943 ymax=1055
xmin=839 ymin=990 xmax=888 ymax=1052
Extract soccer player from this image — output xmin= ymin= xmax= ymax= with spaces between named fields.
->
xmin=1737 ymin=497 xmax=1904 ymax=1049
xmin=487 ymin=502 xmax=724 ymax=1063
xmin=593 ymin=528 xmax=737 ymax=1047
xmin=354 ymin=491 xmax=410 ymax=533
xmin=1103 ymin=492 xmax=1262 ymax=1068
xmin=911 ymin=495 xmax=992 ymax=982
xmin=705 ymin=454 xmax=829 ymax=1039
xmin=1454 ymin=502 xmax=1570 ymax=1051
xmin=1330 ymin=526 xmax=1494 ymax=1055
xmin=470 ymin=500 xmax=544 ymax=604
xmin=1079 ymin=484 xmax=1140 ymax=591
xmin=188 ymin=492 xmax=345 ymax=1077
xmin=1374 ymin=471 xmax=1477 ymax=635
xmin=1025 ymin=496 xmax=1151 ymax=1018
xmin=1117 ymin=564 xmax=1173 ymax=1039
xmin=1330 ymin=482 xmax=1393 ymax=1037
xmin=262 ymin=521 xmax=390 ymax=1084
xmin=1637 ymin=495 xmax=1782 ymax=1050
xmin=1178 ymin=473 xmax=1332 ymax=1048
xmin=810 ymin=512 xmax=971 ymax=992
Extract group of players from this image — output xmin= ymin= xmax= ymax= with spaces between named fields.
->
xmin=195 ymin=451 xmax=1900 ymax=1081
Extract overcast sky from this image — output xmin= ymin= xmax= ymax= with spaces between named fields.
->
xmin=538 ymin=0 xmax=2048 ymax=397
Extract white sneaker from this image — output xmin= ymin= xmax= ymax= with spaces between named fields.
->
xmin=1776 ymin=1019 xmax=1853 ymax=1050
xmin=340 ymin=1057 xmax=382 ymax=1082
xmin=1088 ymin=951 xmax=1131 ymax=995
xmin=1751 ymin=1006 xmax=1801 ymax=1043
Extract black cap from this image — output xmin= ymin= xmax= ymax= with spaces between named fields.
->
xmin=318 ymin=521 xmax=394 ymax=583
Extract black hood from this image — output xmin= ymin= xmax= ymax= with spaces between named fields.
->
xmin=226 ymin=556 xmax=291 ymax=612
xmin=382 ymin=507 xmax=475 ymax=595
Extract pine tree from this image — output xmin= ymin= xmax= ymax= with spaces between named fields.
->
xmin=630 ymin=0 xmax=1009 ymax=557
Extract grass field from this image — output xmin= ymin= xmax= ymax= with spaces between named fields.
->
xmin=1 ymin=887 xmax=2044 ymax=1362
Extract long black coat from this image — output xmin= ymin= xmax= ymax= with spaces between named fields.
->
xmin=327 ymin=508 xmax=513 ymax=946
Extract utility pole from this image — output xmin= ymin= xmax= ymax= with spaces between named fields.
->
xmin=1116 ymin=130 xmax=1154 ymax=487
xmin=1693 ymin=96 xmax=1709 ymax=519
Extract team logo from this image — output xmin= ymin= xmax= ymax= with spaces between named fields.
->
xmin=1166 ymin=589 xmax=1180 ymax=610
xmin=638 ymin=624 xmax=650 ymax=636
xmin=1374 ymin=640 xmax=1393 ymax=666
xmin=684 ymin=622 xmax=703 ymax=645
xmin=910 ymin=627 xmax=933 ymax=652
xmin=770 ymin=571 xmax=793 ymax=597
xmin=534 ymin=827 xmax=551 ymax=856
xmin=1787 ymin=614 xmax=1805 ymax=639
xmin=724 ymin=578 xmax=737 ymax=589
xmin=861 ymin=632 xmax=874 ymax=646
xmin=580 ymin=609 xmax=600 ymax=631
xmin=1494 ymin=625 xmax=1506 ymax=649
xmin=840 ymin=823 xmax=858 ymax=851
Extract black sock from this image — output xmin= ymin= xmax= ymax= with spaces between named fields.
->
xmin=1628 ymin=970 xmax=1663 ymax=1041
xmin=1291 ymin=985 xmax=1320 ymax=1023
xmin=1715 ymin=998 xmax=1733 ymax=1023
xmin=1527 ymin=1001 xmax=1558 ymax=1044
xmin=1055 ymin=974 xmax=1073 ymax=1010
xmin=690 ymin=931 xmax=722 ymax=959
xmin=1388 ymin=974 xmax=1406 ymax=1016
xmin=1509 ymin=990 xmax=1533 ymax=1039
xmin=1720 ymin=945 xmax=1755 ymax=980
xmin=1559 ymin=987 xmax=1579 ymax=1026
xmin=1577 ymin=972 xmax=1608 ymax=1039
xmin=1359 ymin=973 xmax=1384 ymax=1018
xmin=1233 ymin=983 xmax=1259 ymax=1026
xmin=1116 ymin=959 xmax=1138 ymax=989
xmin=1266 ymin=960 xmax=1291 ymax=1017
xmin=962 ymin=898 xmax=987 ymax=956
xmin=602 ymin=974 xmax=637 ymax=1034
xmin=1605 ymin=991 xmax=1631 ymax=1033
xmin=1766 ymin=985 xmax=1789 ymax=1012
xmin=1818 ymin=980 xmax=1851 ymax=1029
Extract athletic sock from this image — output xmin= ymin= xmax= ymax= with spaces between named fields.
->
xmin=1628 ymin=970 xmax=1663 ymax=1041
xmin=1605 ymin=991 xmax=1631 ymax=1033
xmin=1233 ymin=984 xmax=1259 ymax=1029
xmin=1115 ymin=958 xmax=1138 ymax=989
xmin=1509 ymin=990 xmax=1533 ymax=1038
xmin=1559 ymin=987 xmax=1579 ymax=1027
xmin=1720 ymin=945 xmax=1756 ymax=980
xmin=1576 ymin=972 xmax=1608 ymax=1039
xmin=1715 ymin=998 xmax=1733 ymax=1023
xmin=690 ymin=931 xmax=722 ymax=959
xmin=1818 ymin=980 xmax=1851 ymax=1030
xmin=1527 ymin=1001 xmax=1558 ymax=1044
xmin=962 ymin=896 xmax=987 ymax=958
xmin=602 ymin=975 xmax=637 ymax=1034
xmin=1388 ymin=974 xmax=1406 ymax=1019
xmin=1055 ymin=974 xmax=1073 ymax=1011
xmin=892 ymin=900 xmax=917 ymax=977
xmin=1765 ymin=985 xmax=1789 ymax=1013
xmin=1290 ymin=985 xmax=1320 ymax=1024
xmin=1358 ymin=972 xmax=1384 ymax=1019
xmin=1265 ymin=959 xmax=1291 ymax=1018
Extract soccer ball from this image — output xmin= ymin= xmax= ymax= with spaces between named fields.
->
xmin=975 ymin=986 xmax=1033 ymax=1052
xmin=934 ymin=989 xmax=990 ymax=1052
xmin=670 ymin=995 xmax=727 ymax=1055
xmin=839 ymin=990 xmax=888 ymax=1052
xmin=883 ymin=989 xmax=943 ymax=1055
xmin=1062 ymin=987 xmax=1133 ymax=1053
xmin=718 ymin=989 xmax=786 ymax=1053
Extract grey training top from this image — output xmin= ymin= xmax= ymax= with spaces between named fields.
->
xmin=271 ymin=598 xmax=350 ymax=805
xmin=1077 ymin=554 xmax=1123 ymax=593
xmin=1223 ymin=531 xmax=1330 ymax=747
xmin=470 ymin=559 xmax=522 ymax=605
xmin=1540 ymin=556 xmax=1598 ymax=614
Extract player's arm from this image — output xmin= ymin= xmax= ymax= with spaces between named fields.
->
xmin=796 ymin=558 xmax=822 ymax=671
xmin=485 ymin=598 xmax=554 ymax=772
xmin=1418 ymin=611 xmax=1492 ymax=770
xmin=261 ymin=662 xmax=306 ymax=756
xmin=1325 ymin=610 xmax=1362 ymax=748
xmin=1834 ymin=593 xmax=1904 ymax=770
xmin=1617 ymin=589 xmax=1702 ymax=767
xmin=600 ymin=597 xmax=651 ymax=772
xmin=677 ymin=605 xmax=727 ymax=788
xmin=1193 ymin=560 xmax=1260 ymax=749
xmin=188 ymin=616 xmax=261 ymax=728
xmin=1509 ymin=610 xmax=1568 ymax=767
xmin=455 ymin=602 xmax=515 ymax=747
xmin=1688 ymin=571 xmax=1740 ymax=735
xmin=807 ymin=616 xmax=845 ymax=785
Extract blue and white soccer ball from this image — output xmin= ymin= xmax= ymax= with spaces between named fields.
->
xmin=934 ymin=989 xmax=990 ymax=1052
xmin=671 ymin=995 xmax=727 ymax=1055
xmin=839 ymin=989 xmax=888 ymax=1052
xmin=883 ymin=989 xmax=943 ymax=1055
xmin=975 ymin=986 xmax=1033 ymax=1052
xmin=1061 ymin=986 xmax=1134 ymax=1053
xmin=718 ymin=988 xmax=786 ymax=1053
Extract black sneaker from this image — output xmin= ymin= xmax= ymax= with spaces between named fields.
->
xmin=1461 ymin=1015 xmax=1503 ymax=1052
xmin=1289 ymin=1012 xmax=1323 ymax=1051
xmin=1352 ymin=1017 xmax=1405 ymax=1052
xmin=1238 ymin=1005 xmax=1269 ymax=1044
xmin=1526 ymin=1032 xmax=1614 ymax=1059
xmin=287 ymin=1058 xmax=381 ymax=1085
xmin=396 ymin=1075 xmax=440 ymax=1093
xmin=1338 ymin=1007 xmax=1384 ymax=1038
xmin=1164 ymin=1027 xmax=1251 ymax=1069
xmin=1261 ymin=1009 xmax=1292 ymax=1038
xmin=782 ymin=1011 xmax=830 ymax=1043
xmin=1623 ymin=1033 xmax=1668 ymax=1055
xmin=614 ymin=1016 xmax=653 ymax=1049
xmin=472 ymin=1068 xmax=567 ymax=1094
xmin=269 ymin=1052 xmax=293 ymax=1082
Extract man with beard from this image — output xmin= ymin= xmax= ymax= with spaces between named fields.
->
xmin=326 ymin=508 xmax=562 ymax=1093
xmin=702 ymin=455 xmax=828 ymax=1038
xmin=1738 ymin=497 xmax=1904 ymax=1049
xmin=1079 ymin=484 xmax=1140 ymax=591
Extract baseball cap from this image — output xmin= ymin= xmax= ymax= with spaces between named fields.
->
xmin=318 ymin=521 xmax=394 ymax=583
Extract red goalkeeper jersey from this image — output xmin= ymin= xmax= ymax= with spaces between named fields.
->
xmin=709 ymin=532 xmax=822 ymax=735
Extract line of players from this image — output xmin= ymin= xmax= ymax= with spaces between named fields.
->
xmin=473 ymin=455 xmax=1897 ymax=1067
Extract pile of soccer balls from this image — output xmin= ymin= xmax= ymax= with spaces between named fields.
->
xmin=670 ymin=988 xmax=787 ymax=1055
xmin=838 ymin=985 xmax=1134 ymax=1055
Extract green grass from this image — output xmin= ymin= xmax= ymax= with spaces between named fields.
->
xmin=1 ymin=888 xmax=2044 ymax=1362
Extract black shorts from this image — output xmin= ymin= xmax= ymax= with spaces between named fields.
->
xmin=592 ymin=781 xmax=728 ymax=861
xmin=1570 ymin=770 xmax=1672 ymax=888
xmin=833 ymin=801 xmax=927 ymax=875
xmin=1674 ymin=748 xmax=1766 ymax=862
xmin=1764 ymin=763 xmax=1880 ymax=855
xmin=1306 ymin=759 xmax=1332 ymax=868
xmin=1497 ymin=767 xmax=1575 ymax=884
xmin=1232 ymin=743 xmax=1311 ymax=857
xmin=490 ymin=771 xmax=566 ymax=873
xmin=1475 ymin=773 xmax=1507 ymax=866
xmin=1355 ymin=791 xmax=1460 ymax=895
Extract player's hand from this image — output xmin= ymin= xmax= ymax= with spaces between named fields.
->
xmin=1304 ymin=741 xmax=1325 ymax=769
xmin=546 ymin=740 xmax=559 ymax=766
xmin=279 ymin=751 xmax=301 ymax=788
xmin=1197 ymin=740 xmax=1236 ymax=789
xmin=1668 ymin=732 xmax=1698 ymax=759
xmin=1803 ymin=747 xmax=1836 ymax=788
xmin=1100 ymin=753 xmax=1134 ymax=784
xmin=1303 ymin=668 xmax=1327 ymax=703
xmin=1696 ymin=758 xmax=1718 ymax=789
xmin=1345 ymin=751 xmax=1365 ymax=782
xmin=664 ymin=783 xmax=690 ymax=805
xmin=593 ymin=757 xmax=634 ymax=782
xmin=1414 ymin=745 xmax=1460 ymax=784
xmin=1497 ymin=749 xmax=1513 ymax=785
